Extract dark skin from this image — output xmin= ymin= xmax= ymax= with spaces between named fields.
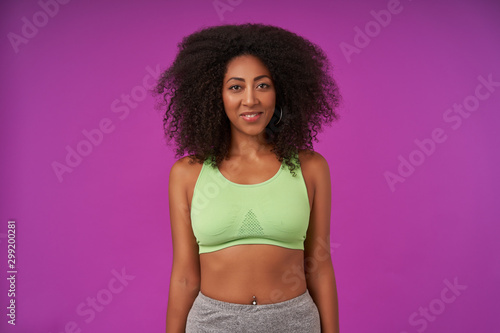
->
xmin=166 ymin=55 xmax=339 ymax=332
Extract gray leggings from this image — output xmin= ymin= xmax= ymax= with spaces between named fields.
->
xmin=185 ymin=289 xmax=321 ymax=332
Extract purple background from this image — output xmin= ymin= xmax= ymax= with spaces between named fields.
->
xmin=1 ymin=0 xmax=499 ymax=332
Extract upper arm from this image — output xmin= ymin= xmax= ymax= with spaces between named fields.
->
xmin=302 ymin=151 xmax=332 ymax=276
xmin=168 ymin=158 xmax=200 ymax=284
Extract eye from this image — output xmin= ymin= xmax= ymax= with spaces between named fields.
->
xmin=229 ymin=85 xmax=242 ymax=91
xmin=257 ymin=83 xmax=271 ymax=89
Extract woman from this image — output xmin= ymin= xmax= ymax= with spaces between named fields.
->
xmin=155 ymin=23 xmax=341 ymax=332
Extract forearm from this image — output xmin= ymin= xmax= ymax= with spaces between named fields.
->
xmin=166 ymin=275 xmax=200 ymax=333
xmin=306 ymin=262 xmax=340 ymax=333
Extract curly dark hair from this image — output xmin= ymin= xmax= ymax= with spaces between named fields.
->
xmin=153 ymin=23 xmax=341 ymax=175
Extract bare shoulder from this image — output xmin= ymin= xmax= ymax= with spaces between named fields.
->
xmin=297 ymin=149 xmax=331 ymax=209
xmin=169 ymin=155 xmax=204 ymax=187
xmin=297 ymin=149 xmax=330 ymax=175
xmin=170 ymin=155 xmax=203 ymax=175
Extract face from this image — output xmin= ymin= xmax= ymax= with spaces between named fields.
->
xmin=222 ymin=54 xmax=276 ymax=139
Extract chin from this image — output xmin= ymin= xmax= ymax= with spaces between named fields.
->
xmin=235 ymin=126 xmax=267 ymax=136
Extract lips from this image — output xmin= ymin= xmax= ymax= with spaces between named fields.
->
xmin=240 ymin=112 xmax=263 ymax=122
xmin=240 ymin=112 xmax=263 ymax=117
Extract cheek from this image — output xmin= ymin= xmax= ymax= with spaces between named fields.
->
xmin=264 ymin=93 xmax=276 ymax=108
xmin=221 ymin=92 xmax=229 ymax=108
xmin=222 ymin=93 xmax=239 ymax=109
xmin=222 ymin=95 xmax=236 ymax=120
xmin=265 ymin=88 xmax=276 ymax=102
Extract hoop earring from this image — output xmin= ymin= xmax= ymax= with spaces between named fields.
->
xmin=274 ymin=107 xmax=282 ymax=125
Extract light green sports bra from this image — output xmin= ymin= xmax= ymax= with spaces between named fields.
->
xmin=190 ymin=154 xmax=311 ymax=254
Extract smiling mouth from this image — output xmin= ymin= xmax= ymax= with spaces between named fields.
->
xmin=239 ymin=112 xmax=263 ymax=123
xmin=240 ymin=112 xmax=263 ymax=118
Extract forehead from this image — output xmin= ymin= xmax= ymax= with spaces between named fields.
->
xmin=224 ymin=55 xmax=271 ymax=76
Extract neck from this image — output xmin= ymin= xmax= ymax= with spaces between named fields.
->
xmin=228 ymin=129 xmax=273 ymax=159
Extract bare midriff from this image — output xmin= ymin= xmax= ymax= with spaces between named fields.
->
xmin=199 ymin=244 xmax=307 ymax=305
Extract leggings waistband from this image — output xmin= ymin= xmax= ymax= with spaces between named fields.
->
xmin=195 ymin=289 xmax=312 ymax=312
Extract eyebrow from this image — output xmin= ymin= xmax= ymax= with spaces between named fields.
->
xmin=226 ymin=75 xmax=271 ymax=84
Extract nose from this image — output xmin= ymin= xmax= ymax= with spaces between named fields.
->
xmin=242 ymin=88 xmax=258 ymax=106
